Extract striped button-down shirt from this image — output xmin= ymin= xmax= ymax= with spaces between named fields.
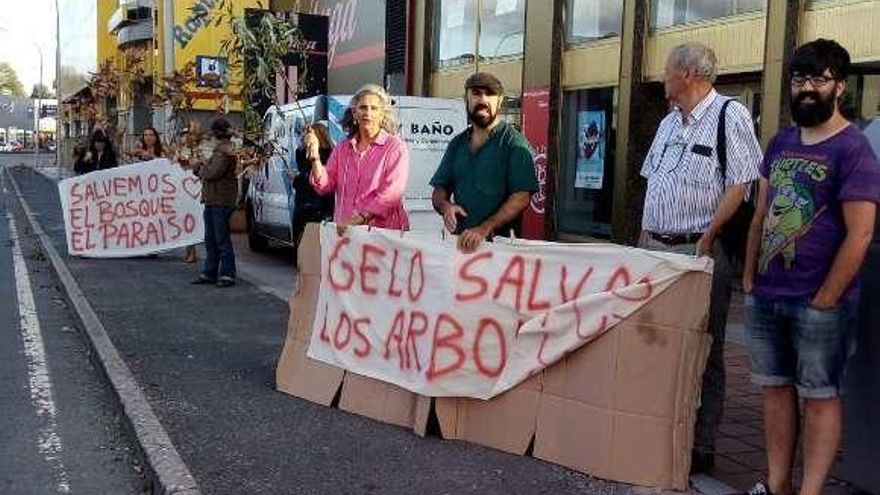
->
xmin=641 ymin=89 xmax=762 ymax=234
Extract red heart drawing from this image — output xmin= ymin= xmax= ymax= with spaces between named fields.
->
xmin=182 ymin=176 xmax=202 ymax=200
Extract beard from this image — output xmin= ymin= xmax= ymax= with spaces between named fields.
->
xmin=468 ymin=103 xmax=496 ymax=128
xmin=790 ymin=88 xmax=836 ymax=128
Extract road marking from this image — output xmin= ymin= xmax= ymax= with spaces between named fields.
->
xmin=6 ymin=166 xmax=202 ymax=494
xmin=6 ymin=207 xmax=71 ymax=493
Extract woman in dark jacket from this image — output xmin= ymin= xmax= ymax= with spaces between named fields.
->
xmin=72 ymin=139 xmax=91 ymax=175
xmin=293 ymin=121 xmax=335 ymax=241
xmin=86 ymin=130 xmax=118 ymax=170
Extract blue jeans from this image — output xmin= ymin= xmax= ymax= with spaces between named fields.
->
xmin=202 ymin=205 xmax=236 ymax=281
xmin=745 ymin=293 xmax=859 ymax=399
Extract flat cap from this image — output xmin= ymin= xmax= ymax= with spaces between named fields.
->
xmin=464 ymin=72 xmax=504 ymax=95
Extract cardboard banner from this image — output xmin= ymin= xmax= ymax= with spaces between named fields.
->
xmin=307 ymin=224 xmax=712 ymax=399
xmin=58 ymin=159 xmax=204 ymax=258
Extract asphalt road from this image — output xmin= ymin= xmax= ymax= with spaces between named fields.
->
xmin=0 ymin=155 xmax=144 ymax=494
xmin=1 ymin=156 xmax=685 ymax=495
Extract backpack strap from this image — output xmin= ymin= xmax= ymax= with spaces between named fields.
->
xmin=717 ymin=98 xmax=733 ymax=190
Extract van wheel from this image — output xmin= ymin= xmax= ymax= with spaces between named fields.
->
xmin=246 ymin=203 xmax=268 ymax=252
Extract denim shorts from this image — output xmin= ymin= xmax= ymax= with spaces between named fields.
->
xmin=744 ymin=293 xmax=859 ymax=399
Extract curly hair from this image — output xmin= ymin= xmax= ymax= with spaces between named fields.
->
xmin=339 ymin=84 xmax=397 ymax=138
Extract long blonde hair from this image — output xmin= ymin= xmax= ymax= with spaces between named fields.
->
xmin=340 ymin=84 xmax=397 ymax=137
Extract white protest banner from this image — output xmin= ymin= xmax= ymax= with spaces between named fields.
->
xmin=307 ymin=224 xmax=713 ymax=400
xmin=57 ymin=159 xmax=204 ymax=258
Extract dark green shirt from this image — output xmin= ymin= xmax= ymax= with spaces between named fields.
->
xmin=430 ymin=121 xmax=538 ymax=233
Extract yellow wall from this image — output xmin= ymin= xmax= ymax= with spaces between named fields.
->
xmin=431 ymin=58 xmax=524 ymax=98
xmin=801 ymin=0 xmax=880 ymax=64
xmin=97 ymin=0 xmax=119 ymax=67
xmin=645 ymin=12 xmax=766 ymax=81
xmin=172 ymin=0 xmax=260 ymax=111
xmin=563 ymin=38 xmax=621 ymax=89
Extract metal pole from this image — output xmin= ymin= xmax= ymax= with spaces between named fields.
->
xmin=475 ymin=0 xmax=482 ymax=73
xmin=164 ymin=0 xmax=176 ymax=135
xmin=34 ymin=43 xmax=42 ymax=165
xmin=55 ymin=0 xmax=61 ymax=166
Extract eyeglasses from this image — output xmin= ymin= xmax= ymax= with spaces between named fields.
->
xmin=790 ymin=75 xmax=835 ymax=88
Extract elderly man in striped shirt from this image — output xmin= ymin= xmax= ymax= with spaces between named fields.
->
xmin=640 ymin=42 xmax=763 ymax=474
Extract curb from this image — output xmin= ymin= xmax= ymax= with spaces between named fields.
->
xmin=4 ymin=167 xmax=203 ymax=495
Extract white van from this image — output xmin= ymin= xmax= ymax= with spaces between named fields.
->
xmin=245 ymin=95 xmax=467 ymax=251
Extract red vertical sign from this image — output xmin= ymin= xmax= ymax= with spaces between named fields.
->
xmin=520 ymin=87 xmax=550 ymax=240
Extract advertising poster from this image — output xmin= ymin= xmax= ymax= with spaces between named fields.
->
xmin=575 ymin=110 xmax=605 ymax=190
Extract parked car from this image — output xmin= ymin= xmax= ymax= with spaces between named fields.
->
xmin=245 ymin=95 xmax=467 ymax=252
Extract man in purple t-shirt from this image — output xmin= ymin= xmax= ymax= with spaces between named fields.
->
xmin=742 ymin=39 xmax=880 ymax=495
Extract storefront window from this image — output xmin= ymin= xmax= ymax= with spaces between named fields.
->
xmin=435 ymin=0 xmax=525 ymax=68
xmin=437 ymin=0 xmax=478 ymax=66
xmin=566 ymin=0 xmax=623 ymax=45
xmin=651 ymin=0 xmax=766 ymax=29
xmin=557 ymin=88 xmax=616 ymax=238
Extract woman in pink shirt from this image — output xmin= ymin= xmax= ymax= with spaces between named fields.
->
xmin=305 ymin=84 xmax=410 ymax=231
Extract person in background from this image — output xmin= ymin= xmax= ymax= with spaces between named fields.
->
xmin=293 ymin=121 xmax=334 ymax=244
xmin=174 ymin=128 xmax=202 ymax=264
xmin=191 ymin=118 xmax=238 ymax=288
xmin=306 ymin=84 xmax=410 ymax=232
xmin=128 ymin=126 xmax=164 ymax=162
xmin=72 ymin=139 xmax=91 ymax=175
xmin=86 ymin=130 xmax=118 ymax=170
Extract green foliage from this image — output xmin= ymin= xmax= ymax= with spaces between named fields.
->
xmin=0 ymin=62 xmax=26 ymax=98
xmin=31 ymin=83 xmax=54 ymax=99
xmin=216 ymin=2 xmax=308 ymax=137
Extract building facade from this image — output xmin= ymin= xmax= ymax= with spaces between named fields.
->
xmin=410 ymin=3 xmax=880 ymax=491
xmin=84 ymin=0 xmax=880 ymax=242
xmin=96 ymin=0 xmax=262 ymax=151
xmin=405 ymin=0 xmax=880 ymax=244
xmin=96 ymin=0 xmax=398 ymax=148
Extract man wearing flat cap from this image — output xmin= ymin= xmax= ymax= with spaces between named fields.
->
xmin=430 ymin=72 xmax=538 ymax=253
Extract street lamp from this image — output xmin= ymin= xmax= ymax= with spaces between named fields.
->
xmin=33 ymin=43 xmax=43 ymax=164
xmin=55 ymin=0 xmax=60 ymax=166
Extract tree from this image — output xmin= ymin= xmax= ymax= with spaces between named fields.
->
xmin=0 ymin=62 xmax=25 ymax=98
xmin=54 ymin=65 xmax=88 ymax=99
xmin=31 ymin=83 xmax=54 ymax=99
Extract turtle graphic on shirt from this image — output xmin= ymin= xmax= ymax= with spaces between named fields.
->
xmin=759 ymin=177 xmax=816 ymax=273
